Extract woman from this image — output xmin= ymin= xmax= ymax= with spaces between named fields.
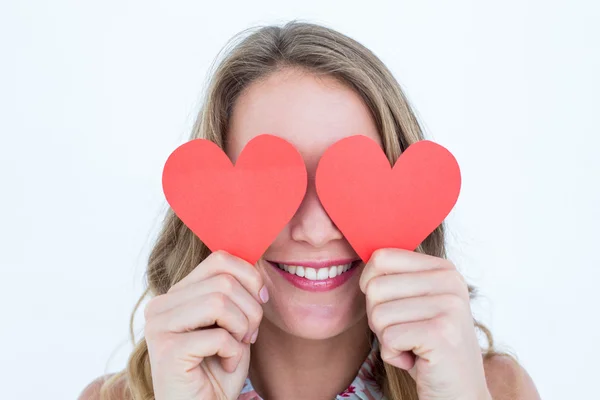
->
xmin=81 ymin=21 xmax=540 ymax=400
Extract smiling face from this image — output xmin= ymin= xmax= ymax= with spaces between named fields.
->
xmin=226 ymin=67 xmax=382 ymax=339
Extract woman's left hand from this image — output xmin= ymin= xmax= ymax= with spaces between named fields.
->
xmin=359 ymin=248 xmax=492 ymax=400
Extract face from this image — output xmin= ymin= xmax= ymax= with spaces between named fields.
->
xmin=227 ymin=68 xmax=382 ymax=339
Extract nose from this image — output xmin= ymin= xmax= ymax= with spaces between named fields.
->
xmin=289 ymin=182 xmax=343 ymax=248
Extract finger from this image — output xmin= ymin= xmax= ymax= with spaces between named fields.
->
xmin=169 ymin=250 xmax=266 ymax=305
xmin=364 ymin=269 xmax=470 ymax=307
xmin=359 ymin=248 xmax=455 ymax=294
xmin=379 ymin=347 xmax=416 ymax=371
xmin=146 ymin=293 xmax=249 ymax=343
xmin=368 ymin=294 xmax=467 ymax=335
xmin=146 ymin=275 xmax=264 ymax=342
xmin=380 ymin=319 xmax=438 ymax=362
xmin=378 ymin=315 xmax=467 ymax=366
xmin=173 ymin=328 xmax=244 ymax=374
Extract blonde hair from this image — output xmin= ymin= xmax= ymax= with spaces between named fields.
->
xmin=101 ymin=20 xmax=502 ymax=400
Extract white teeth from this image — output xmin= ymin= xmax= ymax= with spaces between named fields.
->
xmin=277 ymin=262 xmax=354 ymax=280
xmin=328 ymin=266 xmax=337 ymax=278
xmin=317 ymin=268 xmax=329 ymax=280
xmin=305 ymin=267 xmax=317 ymax=280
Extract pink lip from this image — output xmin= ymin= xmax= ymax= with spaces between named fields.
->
xmin=268 ymin=259 xmax=359 ymax=270
xmin=267 ymin=260 xmax=361 ymax=292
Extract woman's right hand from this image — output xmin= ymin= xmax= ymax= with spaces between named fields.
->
xmin=144 ymin=250 xmax=268 ymax=400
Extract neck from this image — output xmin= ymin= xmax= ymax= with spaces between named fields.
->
xmin=248 ymin=317 xmax=372 ymax=400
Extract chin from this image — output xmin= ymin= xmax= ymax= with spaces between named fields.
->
xmin=261 ymin=293 xmax=367 ymax=340
xmin=257 ymin=257 xmax=368 ymax=340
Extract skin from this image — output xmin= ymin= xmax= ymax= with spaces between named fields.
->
xmin=226 ymin=68 xmax=382 ymax=399
xmin=80 ymin=68 xmax=541 ymax=400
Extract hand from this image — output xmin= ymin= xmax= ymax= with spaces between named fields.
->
xmin=359 ymin=248 xmax=492 ymax=400
xmin=144 ymin=250 xmax=267 ymax=400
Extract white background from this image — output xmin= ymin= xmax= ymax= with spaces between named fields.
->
xmin=1 ymin=1 xmax=598 ymax=398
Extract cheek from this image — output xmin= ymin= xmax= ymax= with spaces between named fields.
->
xmin=265 ymin=224 xmax=293 ymax=251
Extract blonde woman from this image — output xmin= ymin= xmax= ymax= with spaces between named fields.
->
xmin=80 ymin=21 xmax=540 ymax=400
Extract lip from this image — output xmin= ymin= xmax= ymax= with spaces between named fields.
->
xmin=267 ymin=259 xmax=362 ymax=292
xmin=268 ymin=259 xmax=358 ymax=269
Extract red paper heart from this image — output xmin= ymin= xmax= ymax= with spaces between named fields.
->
xmin=315 ymin=135 xmax=461 ymax=262
xmin=162 ymin=134 xmax=307 ymax=265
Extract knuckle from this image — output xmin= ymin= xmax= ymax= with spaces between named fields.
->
xmin=218 ymin=274 xmax=237 ymax=295
xmin=210 ymin=292 xmax=228 ymax=311
xmin=431 ymin=316 xmax=461 ymax=348
xmin=451 ymin=269 xmax=466 ymax=285
xmin=229 ymin=316 xmax=248 ymax=338
xmin=248 ymin=268 xmax=264 ymax=290
xmin=248 ymin=302 xmax=264 ymax=327
xmin=440 ymin=258 xmax=457 ymax=270
xmin=380 ymin=325 xmax=398 ymax=349
xmin=452 ymin=273 xmax=469 ymax=297
xmin=143 ymin=295 xmax=162 ymax=320
xmin=215 ymin=327 xmax=231 ymax=345
xmin=210 ymin=250 xmax=229 ymax=265
xmin=368 ymin=304 xmax=385 ymax=333
xmin=370 ymin=248 xmax=387 ymax=269
xmin=438 ymin=269 xmax=468 ymax=297
xmin=365 ymin=275 xmax=382 ymax=299
xmin=379 ymin=346 xmax=396 ymax=363
xmin=442 ymin=294 xmax=465 ymax=313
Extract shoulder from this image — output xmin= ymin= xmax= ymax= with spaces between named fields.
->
xmin=78 ymin=373 xmax=128 ymax=400
xmin=483 ymin=354 xmax=541 ymax=400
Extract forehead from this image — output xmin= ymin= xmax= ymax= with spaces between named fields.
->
xmin=226 ymin=68 xmax=382 ymax=167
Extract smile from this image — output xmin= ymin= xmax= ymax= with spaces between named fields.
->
xmin=266 ymin=259 xmax=362 ymax=292
xmin=275 ymin=262 xmax=355 ymax=280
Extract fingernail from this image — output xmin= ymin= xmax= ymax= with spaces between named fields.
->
xmin=259 ymin=286 xmax=269 ymax=303
xmin=250 ymin=329 xmax=259 ymax=343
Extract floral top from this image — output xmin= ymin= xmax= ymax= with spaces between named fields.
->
xmin=238 ymin=337 xmax=387 ymax=400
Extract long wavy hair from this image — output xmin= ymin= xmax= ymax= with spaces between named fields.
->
xmin=100 ymin=20 xmax=501 ymax=400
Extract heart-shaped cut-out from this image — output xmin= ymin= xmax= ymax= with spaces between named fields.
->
xmin=162 ymin=134 xmax=307 ymax=265
xmin=316 ymin=135 xmax=461 ymax=262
